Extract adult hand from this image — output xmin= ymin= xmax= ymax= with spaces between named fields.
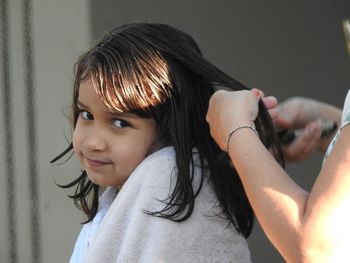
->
xmin=253 ymin=88 xmax=279 ymax=120
xmin=274 ymin=97 xmax=323 ymax=161
xmin=206 ymin=89 xmax=262 ymax=151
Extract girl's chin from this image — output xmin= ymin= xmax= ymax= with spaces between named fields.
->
xmin=86 ymin=173 xmax=124 ymax=188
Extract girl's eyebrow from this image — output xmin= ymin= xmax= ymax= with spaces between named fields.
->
xmin=109 ymin=111 xmax=139 ymax=119
xmin=77 ymin=100 xmax=89 ymax=109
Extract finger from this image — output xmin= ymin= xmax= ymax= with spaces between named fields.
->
xmin=251 ymin=88 xmax=264 ymax=98
xmin=274 ymin=116 xmax=292 ymax=129
xmin=296 ymin=125 xmax=322 ymax=160
xmin=274 ymin=102 xmax=294 ymax=128
xmin=262 ymin=96 xmax=278 ymax=109
xmin=268 ymin=108 xmax=279 ymax=120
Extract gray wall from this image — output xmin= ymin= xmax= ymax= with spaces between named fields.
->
xmin=89 ymin=0 xmax=350 ymax=262
xmin=0 ymin=0 xmax=90 ymax=262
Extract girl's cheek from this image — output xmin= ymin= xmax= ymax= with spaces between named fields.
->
xmin=72 ymin=127 xmax=83 ymax=159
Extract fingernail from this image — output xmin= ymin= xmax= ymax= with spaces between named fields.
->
xmin=251 ymin=89 xmax=260 ymax=96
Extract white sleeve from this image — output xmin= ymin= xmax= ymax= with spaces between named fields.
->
xmin=340 ymin=89 xmax=350 ymax=129
xmin=69 ymin=224 xmax=90 ymax=263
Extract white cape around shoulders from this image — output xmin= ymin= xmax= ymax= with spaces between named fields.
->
xmin=72 ymin=147 xmax=251 ymax=263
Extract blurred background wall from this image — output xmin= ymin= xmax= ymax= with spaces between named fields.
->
xmin=0 ymin=0 xmax=349 ymax=262
xmin=0 ymin=1 xmax=90 ymax=262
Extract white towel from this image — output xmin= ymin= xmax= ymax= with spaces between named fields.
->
xmin=74 ymin=146 xmax=251 ymax=263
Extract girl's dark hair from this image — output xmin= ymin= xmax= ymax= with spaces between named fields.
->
xmin=52 ymin=23 xmax=284 ymax=238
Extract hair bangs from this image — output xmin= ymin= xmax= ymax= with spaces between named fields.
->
xmin=84 ymin=46 xmax=173 ymax=115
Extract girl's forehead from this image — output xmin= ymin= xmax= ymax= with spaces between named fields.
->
xmin=78 ymin=78 xmax=103 ymax=102
xmin=78 ymin=78 xmax=97 ymax=98
xmin=77 ymin=79 xmax=111 ymax=109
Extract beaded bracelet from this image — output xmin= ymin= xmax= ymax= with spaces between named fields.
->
xmin=226 ymin=125 xmax=259 ymax=153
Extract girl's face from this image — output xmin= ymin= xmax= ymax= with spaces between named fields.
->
xmin=73 ymin=79 xmax=157 ymax=188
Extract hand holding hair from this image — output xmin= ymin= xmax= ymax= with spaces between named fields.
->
xmin=206 ymin=89 xmax=259 ymax=151
xmin=207 ymin=88 xmax=278 ymax=152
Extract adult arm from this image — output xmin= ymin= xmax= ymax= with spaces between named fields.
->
xmin=206 ymin=90 xmax=350 ymax=262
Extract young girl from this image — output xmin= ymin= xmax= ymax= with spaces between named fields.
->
xmin=53 ymin=23 xmax=283 ymax=262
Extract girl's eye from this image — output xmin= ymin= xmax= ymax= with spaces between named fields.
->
xmin=112 ymin=119 xmax=130 ymax=128
xmin=80 ymin=111 xmax=93 ymax=120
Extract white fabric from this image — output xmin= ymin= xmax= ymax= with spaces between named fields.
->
xmin=340 ymin=89 xmax=350 ymax=128
xmin=70 ymin=187 xmax=116 ymax=263
xmin=324 ymin=89 xmax=350 ymax=159
xmin=71 ymin=146 xmax=251 ymax=263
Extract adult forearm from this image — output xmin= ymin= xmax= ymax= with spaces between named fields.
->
xmin=228 ymin=128 xmax=308 ymax=262
xmin=301 ymin=125 xmax=350 ymax=261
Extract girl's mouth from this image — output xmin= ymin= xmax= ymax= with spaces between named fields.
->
xmin=85 ymin=157 xmax=111 ymax=167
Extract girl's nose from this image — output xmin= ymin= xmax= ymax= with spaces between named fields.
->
xmin=84 ymin=127 xmax=108 ymax=152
